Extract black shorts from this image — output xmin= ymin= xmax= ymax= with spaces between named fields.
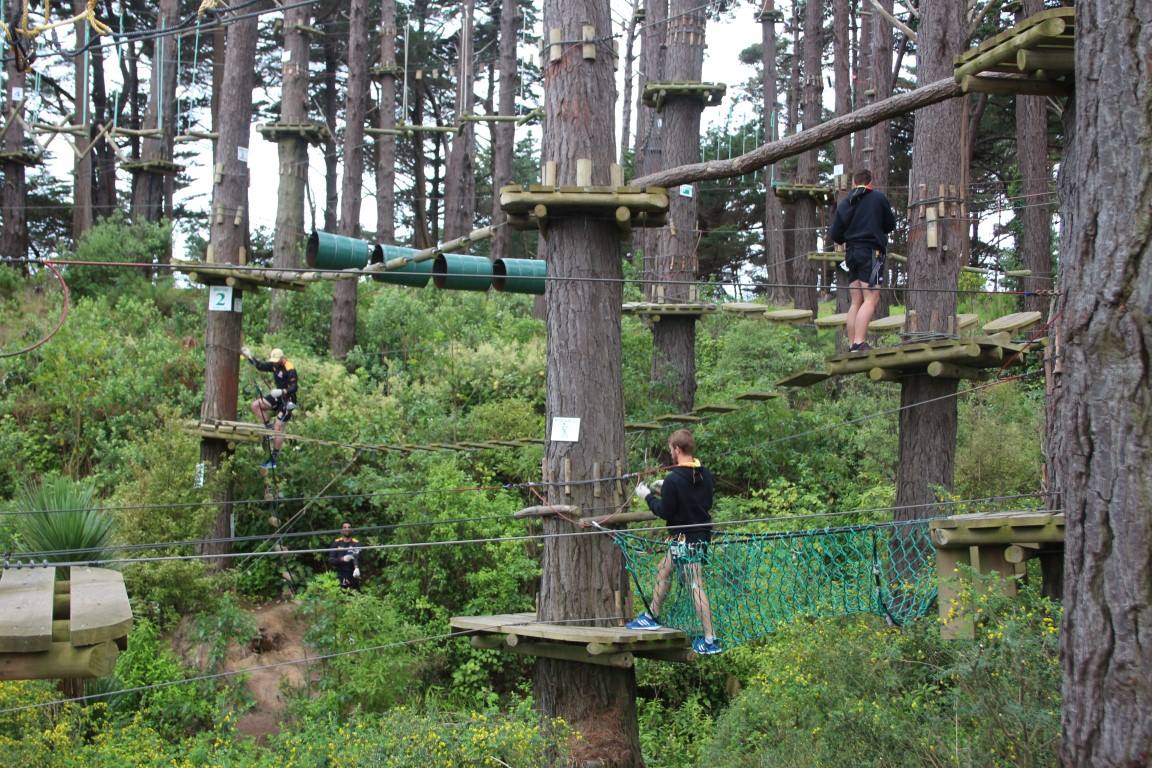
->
xmin=846 ymin=246 xmax=885 ymax=287
xmin=263 ymin=395 xmax=294 ymax=423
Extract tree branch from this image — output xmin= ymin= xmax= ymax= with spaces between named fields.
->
xmin=631 ymin=77 xmax=963 ymax=188
xmin=872 ymin=0 xmax=917 ymax=42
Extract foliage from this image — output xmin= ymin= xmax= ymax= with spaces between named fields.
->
xmin=61 ymin=215 xmax=174 ymax=300
xmin=11 ymin=474 xmax=113 ymax=562
xmin=702 ymin=577 xmax=1061 ymax=768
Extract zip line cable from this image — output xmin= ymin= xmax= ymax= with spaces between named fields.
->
xmin=5 ymin=490 xmax=1050 ymax=562
xmin=5 ymin=500 xmax=1063 ymax=570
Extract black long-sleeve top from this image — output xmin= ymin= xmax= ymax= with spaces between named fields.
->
xmin=645 ymin=463 xmax=715 ymax=544
xmin=829 ymin=186 xmax=896 ymax=254
xmin=248 ymin=357 xmax=298 ymax=402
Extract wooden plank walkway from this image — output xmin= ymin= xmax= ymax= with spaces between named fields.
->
xmin=0 ymin=568 xmax=55 ymax=652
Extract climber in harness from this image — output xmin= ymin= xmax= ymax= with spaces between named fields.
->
xmin=624 ymin=429 xmax=722 ymax=655
xmin=240 ymin=345 xmax=298 ymax=469
xmin=329 ymin=522 xmax=362 ymax=589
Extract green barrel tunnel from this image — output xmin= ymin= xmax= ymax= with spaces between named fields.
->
xmin=433 ymin=254 xmax=493 ymax=292
xmin=492 ymin=258 xmax=547 ymax=295
xmin=307 ymin=231 xmax=373 ymax=269
xmin=370 ymin=244 xmax=434 ymax=287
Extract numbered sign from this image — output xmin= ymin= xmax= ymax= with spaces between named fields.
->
xmin=237 ymin=146 xmax=249 ymax=163
xmin=208 ymin=285 xmax=235 ymax=313
xmin=550 ymin=417 xmax=581 ymax=443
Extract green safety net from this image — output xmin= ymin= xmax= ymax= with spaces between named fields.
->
xmin=612 ymin=519 xmax=938 ymax=647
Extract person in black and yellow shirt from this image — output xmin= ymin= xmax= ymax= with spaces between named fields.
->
xmin=329 ymin=522 xmax=361 ymax=589
xmin=240 ymin=345 xmax=298 ymax=469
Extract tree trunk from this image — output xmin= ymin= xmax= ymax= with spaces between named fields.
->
xmin=490 ymin=0 xmax=518 ymax=261
xmin=1 ymin=64 xmax=28 ymax=268
xmin=330 ymin=0 xmax=370 ymax=359
xmin=321 ymin=35 xmax=339 ymax=233
xmin=618 ymin=0 xmax=639 ymax=164
xmin=410 ymin=73 xmax=432 ymax=248
xmin=893 ymin=0 xmax=966 ymax=523
xmin=536 ymin=0 xmax=639 ymax=764
xmin=441 ymin=0 xmax=476 ymax=240
xmin=202 ymin=2 xmax=267 ymax=567
xmin=1053 ymin=3 xmax=1152 ymax=763
xmin=791 ymin=0 xmax=822 ymax=313
xmin=832 ymin=0 xmax=851 ymax=173
xmin=269 ymin=1 xmax=313 ymax=332
xmin=72 ymin=0 xmax=94 ymax=241
xmin=760 ymin=4 xmax=790 ymax=306
xmin=376 ymin=0 xmax=398 ymax=246
xmin=89 ymin=44 xmax=117 ymax=220
xmin=648 ymin=0 xmax=708 ymax=412
xmin=633 ymin=0 xmax=666 ymax=281
xmin=130 ymin=0 xmax=181 ymax=228
xmin=1016 ymin=0 xmax=1051 ymax=316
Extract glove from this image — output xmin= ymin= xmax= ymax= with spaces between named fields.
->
xmin=352 ymin=567 xmax=360 ymax=579
xmin=240 ymin=346 xmax=252 ymax=358
xmin=634 ymin=482 xmax=651 ymax=501
xmin=269 ymin=388 xmax=284 ymax=398
xmin=650 ymin=479 xmax=663 ymax=495
xmin=343 ymin=554 xmax=353 ymax=562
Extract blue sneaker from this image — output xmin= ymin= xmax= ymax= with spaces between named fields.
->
xmin=260 ymin=458 xmax=277 ymax=470
xmin=692 ymin=637 xmax=723 ymax=655
xmin=625 ymin=612 xmax=663 ymax=631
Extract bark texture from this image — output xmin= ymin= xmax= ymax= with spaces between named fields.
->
xmin=130 ymin=0 xmax=181 ymax=228
xmin=376 ymin=0 xmax=398 ymax=246
xmin=1016 ymin=0 xmax=1052 ymax=317
xmin=791 ymin=0 xmax=823 ymax=312
xmin=490 ymin=0 xmax=518 ymax=261
xmin=1 ymin=64 xmax=28 ymax=265
xmin=202 ymin=3 xmax=266 ymax=566
xmin=893 ymin=0 xmax=967 ymax=522
xmin=269 ymin=0 xmax=312 ymax=332
xmin=648 ymin=0 xmax=707 ymax=411
xmin=330 ymin=0 xmax=370 ymax=359
xmin=760 ymin=5 xmax=790 ymax=306
xmin=1053 ymin=3 xmax=1152 ymax=764
xmin=536 ymin=1 xmax=639 ymax=764
xmin=442 ymin=0 xmax=476 ymax=240
xmin=71 ymin=0 xmax=93 ymax=241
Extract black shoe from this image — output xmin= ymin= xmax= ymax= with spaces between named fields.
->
xmin=849 ymin=343 xmax=861 ymax=352
xmin=855 ymin=342 xmax=872 ymax=353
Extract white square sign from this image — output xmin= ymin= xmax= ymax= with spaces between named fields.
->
xmin=11 ymin=87 xmax=23 ymax=101
xmin=550 ymin=417 xmax=581 ymax=443
xmin=679 ymin=184 xmax=694 ymax=198
xmin=237 ymin=146 xmax=249 ymax=163
xmin=208 ymin=285 xmax=234 ymax=312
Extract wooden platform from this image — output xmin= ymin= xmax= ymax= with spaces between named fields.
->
xmin=256 ymin=121 xmax=332 ymax=145
xmin=773 ymin=184 xmax=836 ymax=205
xmin=500 ymin=184 xmax=669 ymax=232
xmin=121 ymin=159 xmax=185 ymax=175
xmin=451 ymin=612 xmax=692 ymax=666
xmin=641 ymin=81 xmax=726 ymax=112
xmin=982 ymin=310 xmax=1042 ymax=335
xmin=0 ymin=150 xmax=42 ymax=166
xmin=778 ymin=334 xmax=1029 ymax=387
xmin=622 ymin=301 xmax=719 ymax=318
xmin=954 ymin=8 xmax=1074 ymax=96
xmin=0 ymin=566 xmax=132 ymax=679
xmin=763 ymin=308 xmax=813 ymax=325
xmin=931 ymin=511 xmax=1064 ymax=639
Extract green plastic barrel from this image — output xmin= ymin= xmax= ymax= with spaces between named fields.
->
xmin=370 ymin=244 xmax=433 ymax=287
xmin=306 ymin=231 xmax=373 ymax=269
xmin=492 ymin=258 xmax=547 ymax=295
xmin=433 ymin=254 xmax=493 ymax=292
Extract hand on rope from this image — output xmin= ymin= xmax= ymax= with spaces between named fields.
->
xmin=634 ymin=482 xmax=651 ymax=501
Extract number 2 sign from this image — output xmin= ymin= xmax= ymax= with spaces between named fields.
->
xmin=208 ymin=285 xmax=236 ymax=313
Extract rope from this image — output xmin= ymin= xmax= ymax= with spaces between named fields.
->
xmin=0 ymin=0 xmax=111 ymax=46
xmin=0 ymin=260 xmax=69 ymax=357
xmin=613 ymin=518 xmax=938 ymax=649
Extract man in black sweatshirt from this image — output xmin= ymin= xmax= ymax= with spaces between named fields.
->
xmin=624 ymin=429 xmax=721 ymax=654
xmin=829 ymin=168 xmax=896 ymax=352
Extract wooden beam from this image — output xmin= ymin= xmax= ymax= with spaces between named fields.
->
xmin=0 ymin=640 xmax=119 ymax=680
xmin=926 ymin=361 xmax=989 ymax=381
xmin=631 ymin=77 xmax=964 ymax=188
xmin=513 ymin=504 xmax=580 ymax=519
xmin=470 ymin=635 xmax=633 ymax=667
xmin=69 ymin=567 xmax=133 ymax=647
xmin=0 ymin=568 xmax=56 ymax=652
xmin=954 ymin=17 xmax=1068 ymax=81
